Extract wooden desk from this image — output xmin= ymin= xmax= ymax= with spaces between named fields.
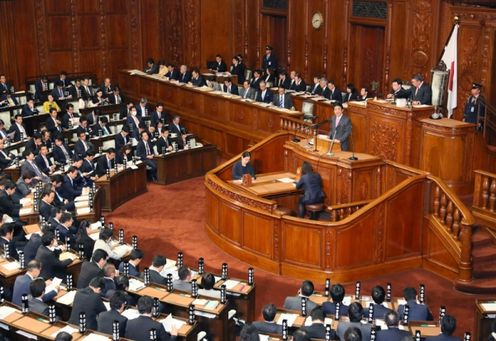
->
xmin=475 ymin=299 xmax=496 ymax=340
xmin=229 ymin=172 xmax=298 ymax=197
xmin=95 ymin=162 xmax=147 ymax=212
xmin=154 ymin=143 xmax=219 ymax=185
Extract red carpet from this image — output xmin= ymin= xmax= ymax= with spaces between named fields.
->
xmin=107 ymin=178 xmax=491 ymax=338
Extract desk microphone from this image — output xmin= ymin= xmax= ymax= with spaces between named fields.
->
xmin=348 ymin=132 xmax=358 ymax=160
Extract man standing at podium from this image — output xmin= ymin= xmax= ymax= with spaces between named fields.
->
xmin=329 ymin=103 xmax=352 ymax=151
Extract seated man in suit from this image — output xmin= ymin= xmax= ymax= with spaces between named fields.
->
xmin=410 ymin=73 xmax=432 ymax=105
xmin=52 ymin=80 xmax=71 ymax=103
xmin=425 ymin=315 xmax=461 ymax=341
xmin=239 ymin=80 xmax=256 ymax=100
xmin=220 ymin=78 xmax=239 ymax=95
xmin=328 ymin=80 xmax=343 ymax=103
xmin=81 ymin=151 xmax=97 ymax=184
xmin=357 ymin=87 xmax=370 ymax=101
xmin=28 ymin=278 xmax=51 ymax=316
xmin=256 ymin=81 xmax=273 ymax=104
xmin=95 ymin=148 xmax=116 ymax=177
xmin=151 ymin=103 xmax=168 ymax=127
xmin=292 ymin=72 xmax=307 ymax=92
xmin=34 ymin=75 xmax=50 ymax=102
xmin=74 ymin=131 xmax=94 ymax=158
xmin=397 ymin=287 xmax=433 ymax=321
xmin=165 ymin=63 xmax=180 ymax=80
xmin=61 ymin=103 xmax=79 ymax=130
xmin=144 ymin=58 xmax=159 ymax=74
xmin=108 ymin=86 xmax=123 ymax=105
xmin=23 ymin=232 xmax=43 ymax=264
xmin=118 ymin=248 xmax=143 ymax=277
xmin=376 ymin=311 xmax=411 ymax=341
xmin=272 ymin=87 xmax=293 ymax=109
xmin=97 ymin=290 xmax=128 ymax=336
xmin=212 ymin=54 xmax=227 ymax=72
xmin=189 ymin=68 xmax=207 ymax=87
xmin=115 ymin=125 xmax=131 ymax=153
xmin=144 ymin=255 xmax=167 ymax=285
xmin=14 ymin=171 xmax=35 ymax=201
xmin=78 ymin=249 xmax=108 ymax=289
xmin=35 ymin=145 xmax=56 ymax=176
xmin=75 ymin=116 xmax=91 ymax=137
xmin=0 ymin=223 xmax=19 ymax=259
xmin=101 ymin=78 xmax=114 ymax=98
xmin=314 ymin=78 xmax=331 ymax=98
xmin=55 ymin=212 xmax=78 ymax=248
xmin=172 ymin=266 xmax=192 ymax=293
xmin=45 ymin=108 xmax=63 ymax=136
xmin=39 ymin=189 xmax=56 ymax=221
xmin=136 ymin=131 xmax=157 ymax=181
xmin=0 ymin=138 xmax=12 ymax=170
xmin=337 ymin=302 xmax=372 ymax=341
xmin=52 ymin=135 xmax=73 ymax=165
xmin=21 ymin=99 xmax=40 ymax=117
xmin=296 ymin=161 xmax=325 ymax=218
xmin=59 ymin=167 xmax=83 ymax=202
xmin=125 ymin=295 xmax=177 ymax=340
xmin=69 ymin=277 xmax=107 ymax=330
xmin=276 ymin=72 xmax=291 ymax=89
xmin=323 ymin=283 xmax=350 ymax=317
xmin=9 ymin=114 xmax=28 ymax=142
xmin=329 ymin=103 xmax=352 ymax=151
xmin=92 ymin=116 xmax=111 ymax=137
xmin=386 ymin=78 xmax=410 ymax=100
xmin=250 ymin=70 xmax=262 ymax=89
xmin=177 ymin=64 xmax=192 ymax=83
xmin=35 ymin=231 xmax=73 ymax=280
xmin=369 ymin=285 xmax=392 ymax=320
xmin=252 ymin=303 xmax=280 ymax=335
xmin=102 ymin=263 xmax=117 ymax=298
xmin=13 ymin=260 xmax=58 ymax=306
xmin=156 ymin=129 xmax=173 ymax=155
xmin=310 ymin=76 xmax=321 ymax=95
xmin=0 ymin=181 xmax=21 ymax=220
xmin=299 ymin=307 xmax=336 ymax=339
xmin=283 ymin=280 xmax=318 ymax=312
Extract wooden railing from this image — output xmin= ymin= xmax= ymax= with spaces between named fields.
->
xmin=472 ymin=170 xmax=496 ymax=225
xmin=279 ymin=115 xmax=313 ymax=137
xmin=428 ymin=175 xmax=475 ymax=282
xmin=327 ymin=200 xmax=371 ymax=222
xmin=484 ymin=102 xmax=496 ymax=148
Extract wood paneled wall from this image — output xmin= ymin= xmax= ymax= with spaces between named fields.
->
xmin=0 ymin=0 xmax=495 ymax=119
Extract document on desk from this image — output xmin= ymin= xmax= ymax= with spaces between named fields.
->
xmin=75 ymin=201 xmax=88 ymax=208
xmin=59 ymin=252 xmax=76 ymax=262
xmin=277 ymin=177 xmax=295 ymax=184
xmin=80 ymin=333 xmax=110 ymax=340
xmin=192 ymin=298 xmax=208 ymax=306
xmin=1 ymin=261 xmax=20 ymax=271
xmin=45 ymin=277 xmax=62 ymax=294
xmin=0 ymin=306 xmax=19 ymax=320
xmin=122 ymin=308 xmax=140 ymax=320
xmin=223 ymin=279 xmax=241 ymax=290
xmin=52 ymin=325 xmax=78 ymax=337
xmin=77 ymin=207 xmax=91 ymax=215
xmin=160 ymin=314 xmax=186 ymax=333
xmin=128 ymin=278 xmax=145 ymax=292
xmin=277 ymin=313 xmax=298 ymax=327
xmin=56 ymin=290 xmax=77 ymax=305
xmin=19 ymin=207 xmax=34 ymax=216
xmin=75 ymin=195 xmax=90 ymax=202
xmin=113 ymin=244 xmax=132 ymax=258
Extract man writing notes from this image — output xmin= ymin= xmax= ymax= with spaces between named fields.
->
xmin=329 ymin=103 xmax=352 ymax=151
xmin=410 ymin=73 xmax=432 ymax=105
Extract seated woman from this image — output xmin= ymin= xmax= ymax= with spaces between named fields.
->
xmin=232 ymin=151 xmax=256 ymax=180
xmin=43 ymin=94 xmax=61 ymax=114
xmin=296 ymin=161 xmax=325 ymax=218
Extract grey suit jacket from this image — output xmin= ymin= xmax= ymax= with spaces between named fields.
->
xmin=172 ymin=279 xmax=191 ymax=293
xmin=239 ymin=87 xmax=256 ymax=100
xmin=283 ymin=295 xmax=318 ymax=313
xmin=28 ymin=297 xmax=49 ymax=316
xmin=252 ymin=321 xmax=281 ymax=335
xmin=336 ymin=321 xmax=372 ymax=341
xmin=329 ymin=114 xmax=352 ymax=151
xmin=21 ymin=160 xmax=50 ymax=183
xmin=272 ymin=93 xmax=293 ymax=109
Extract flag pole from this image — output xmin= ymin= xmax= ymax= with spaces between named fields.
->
xmin=437 ymin=16 xmax=460 ymax=64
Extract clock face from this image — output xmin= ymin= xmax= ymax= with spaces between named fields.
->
xmin=312 ymin=12 xmax=323 ymax=29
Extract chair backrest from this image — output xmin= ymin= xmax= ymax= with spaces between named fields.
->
xmin=29 ymin=84 xmax=36 ymax=95
xmin=48 ymin=82 xmax=54 ymax=90
xmin=302 ymin=101 xmax=315 ymax=121
xmin=0 ymin=111 xmax=11 ymax=129
xmin=102 ymin=139 xmax=115 ymax=151
xmin=244 ymin=69 xmax=252 ymax=82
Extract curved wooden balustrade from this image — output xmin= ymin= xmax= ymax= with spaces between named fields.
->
xmin=279 ymin=115 xmax=313 ymax=138
xmin=205 ymin=132 xmax=477 ymax=283
xmin=472 ymin=170 xmax=496 ymax=226
xmin=327 ymin=200 xmax=371 ymax=222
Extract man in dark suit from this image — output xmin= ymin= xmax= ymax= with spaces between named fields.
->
xmin=101 ymin=78 xmax=114 ymax=98
xmin=52 ymin=136 xmax=73 ymax=165
xmin=136 ymin=131 xmax=157 ymax=180
xmin=97 ymin=291 xmax=128 ymax=336
xmin=463 ymin=82 xmax=485 ymax=128
xmin=0 ymin=74 xmax=16 ymax=104
xmin=276 ymin=72 xmax=291 ymax=89
xmin=59 ymin=167 xmax=82 ymax=202
xmin=60 ymin=103 xmax=79 ymax=129
xmin=81 ymin=78 xmax=94 ymax=101
xmin=336 ymin=302 xmax=372 ymax=341
xmin=329 ymin=103 xmax=352 ymax=151
xmin=410 ymin=73 xmax=432 ymax=105
xmin=45 ymin=108 xmax=62 ymax=136
xmin=0 ymin=182 xmax=20 ymax=219
xmin=23 ymin=234 xmax=43 ymax=264
xmin=80 ymin=151 xmax=97 ymax=184
xmin=39 ymin=189 xmax=56 ymax=221
xmin=310 ymin=76 xmax=321 ymax=95
xmin=118 ymin=249 xmax=143 ymax=277
xmin=144 ymin=255 xmax=167 ymax=285
xmin=177 ymin=65 xmax=192 ymax=83
xmin=9 ymin=114 xmax=28 ymax=142
xmin=272 ymin=87 xmax=293 ymax=109
xmin=74 ymin=131 xmax=94 ymax=158
xmin=387 ymin=78 xmax=410 ymax=100
xmin=52 ymin=81 xmax=70 ymax=103
xmin=151 ymin=103 xmax=168 ymax=127
xmin=34 ymin=75 xmax=50 ymax=102
xmin=21 ymin=99 xmax=40 ymax=117
xmin=239 ymin=80 xmax=256 ymax=100
xmin=115 ymin=126 xmax=130 ymax=153
xmin=250 ymin=70 xmax=262 ymax=89
xmin=108 ymin=87 xmax=124 ymax=105
xmin=156 ymin=129 xmax=173 ymax=154
xmin=165 ymin=64 xmax=180 ymax=80
xmin=77 ymin=249 xmax=108 ymax=289
xmin=68 ymin=79 xmax=84 ymax=100
xmin=190 ymin=68 xmax=207 ymax=87
xmin=28 ymin=278 xmax=51 ymax=316
xmin=328 ymin=80 xmax=343 ymax=103
xmin=299 ymin=307 xmax=336 ymax=339
xmin=0 ymin=138 xmax=12 ymax=171
xmin=295 ymin=161 xmax=325 ymax=218
xmin=35 ymin=145 xmax=55 ymax=176
xmin=168 ymin=115 xmax=187 ymax=149
xmin=256 ymin=81 xmax=273 ymax=104
xmin=368 ymin=286 xmax=392 ymax=320
xmin=55 ymin=212 xmax=78 ymax=247
xmin=262 ymin=45 xmax=277 ymax=71
xmin=95 ymin=148 xmax=116 ymax=177
xmin=211 ymin=55 xmax=227 ymax=72
xmin=145 ymin=58 xmax=159 ymax=75
xmin=220 ymin=78 xmax=239 ymax=95
xmin=323 ymin=284 xmax=349 ymax=317
xmin=35 ymin=231 xmax=73 ymax=279
xmin=13 ymin=260 xmax=58 ymax=306
xmin=425 ymin=315 xmax=461 ymax=341
xmin=69 ymin=277 xmax=107 ymax=330
xmin=314 ymin=78 xmax=331 ymax=98
xmin=376 ymin=311 xmax=411 ymax=341
xmin=397 ymin=287 xmax=433 ymax=321
xmin=125 ymin=295 xmax=176 ymax=340
xmin=252 ymin=304 xmax=280 ymax=335
xmin=283 ymin=280 xmax=318 ymax=312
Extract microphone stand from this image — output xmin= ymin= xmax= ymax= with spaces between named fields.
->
xmin=327 ymin=130 xmax=337 ymax=156
xmin=348 ymin=133 xmax=358 ymax=160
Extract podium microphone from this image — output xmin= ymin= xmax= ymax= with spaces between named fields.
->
xmin=327 ymin=130 xmax=337 ymax=156
xmin=348 ymin=133 xmax=358 ymax=160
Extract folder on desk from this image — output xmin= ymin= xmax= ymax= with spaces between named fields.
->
xmin=160 ymin=314 xmax=186 ymax=333
xmin=0 ymin=306 xmax=19 ymax=320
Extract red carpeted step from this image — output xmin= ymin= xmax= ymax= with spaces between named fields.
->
xmin=455 ymin=278 xmax=496 ymax=294
xmin=472 ymin=228 xmax=493 ymax=248
xmin=472 ymin=244 xmax=496 ymax=262
xmin=473 ymin=262 xmax=496 ymax=279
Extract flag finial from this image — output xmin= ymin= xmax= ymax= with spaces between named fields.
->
xmin=454 ymin=16 xmax=460 ymax=24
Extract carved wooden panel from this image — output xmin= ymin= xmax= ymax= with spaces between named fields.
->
xmin=44 ymin=0 xmax=71 ymax=14
xmin=219 ymin=201 xmax=243 ymax=245
xmin=242 ymin=212 xmax=274 ymax=258
xmin=281 ymin=222 xmax=323 ymax=268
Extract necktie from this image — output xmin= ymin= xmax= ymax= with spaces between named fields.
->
xmin=107 ymin=157 xmax=111 ymax=169
xmin=145 ymin=142 xmax=150 ymax=155
xmin=336 ymin=116 xmax=341 ymax=127
xmin=43 ymin=156 xmax=49 ymax=168
xmin=42 ymin=82 xmax=47 ymax=91
xmin=61 ymin=145 xmax=69 ymax=160
xmin=59 ymin=88 xmax=63 ymax=97
xmin=30 ymin=161 xmax=42 ymax=176
xmin=280 ymin=95 xmax=284 ymax=108
xmin=83 ymin=140 xmax=88 ymax=151
xmin=415 ymin=87 xmax=419 ymax=96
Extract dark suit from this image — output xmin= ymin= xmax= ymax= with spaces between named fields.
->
xmin=220 ymin=84 xmax=239 ymax=95
xmin=464 ymin=95 xmax=485 ymax=125
xmin=97 ymin=309 xmax=128 ymax=336
xmin=178 ymin=71 xmax=192 ymax=83
xmin=168 ymin=123 xmax=186 ymax=148
xmin=296 ymin=172 xmax=325 ymax=205
xmin=108 ymin=93 xmax=124 ymax=105
xmin=272 ymin=93 xmax=293 ymax=109
xmin=343 ymin=92 xmax=359 ymax=103
xmin=230 ymin=64 xmax=245 ymax=83
xmin=95 ymin=155 xmax=115 ymax=177
xmin=51 ymin=87 xmax=66 ymax=101
xmin=74 ymin=139 xmax=94 ymax=157
xmin=256 ymin=89 xmax=274 ymax=103
xmin=136 ymin=140 xmax=157 ymax=179
xmin=249 ymin=77 xmax=262 ymax=90
xmin=52 ymin=144 xmax=72 ymax=165
xmin=276 ymin=77 xmax=291 ymax=89
xmin=252 ymin=321 xmax=280 ymax=335
xmin=35 ymin=154 xmax=53 ymax=176
xmin=293 ymin=80 xmax=307 ymax=92
xmin=59 ymin=175 xmax=82 ymax=202
xmin=398 ymin=300 xmax=433 ymax=321
xmin=61 ymin=111 xmax=79 ymax=129
xmin=8 ymin=123 xmax=27 ymax=142
xmin=0 ymin=191 xmax=20 ymax=218
xmin=337 ymin=321 xmax=371 ymax=341
xmin=376 ymin=327 xmax=411 ymax=341
xmin=35 ymin=245 xmax=72 ymax=279
xmin=262 ymin=53 xmax=277 ymax=70
xmin=329 ymin=114 xmax=352 ymax=151
xmin=212 ymin=61 xmax=227 ymax=72
xmin=12 ymin=273 xmax=57 ymax=306
xmin=165 ymin=70 xmax=180 ymax=80
xmin=118 ymin=262 xmax=139 ymax=277
xmin=21 ymin=105 xmax=39 ymax=117
xmin=283 ymin=296 xmax=318 ymax=312
xmin=23 ymin=234 xmax=42 ymax=264
xmin=145 ymin=63 xmax=159 ymax=75
xmin=300 ymin=323 xmax=336 ymax=340
xmin=329 ymin=87 xmax=343 ymax=103
xmin=125 ymin=315 xmax=173 ymax=341
xmin=0 ymin=149 xmax=11 ymax=170
xmin=391 ymin=87 xmax=410 ymax=99
xmin=69 ymin=287 xmax=107 ymax=330
xmin=28 ymin=297 xmax=50 ymax=316
xmin=322 ymin=301 xmax=349 ymax=317
xmin=78 ymin=261 xmax=104 ymax=289
xmin=156 ymin=136 xmax=172 ymax=154
xmin=45 ymin=116 xmax=62 ymax=136
xmin=369 ymin=303 xmax=392 ymax=320
xmin=425 ymin=335 xmax=461 ymax=341
xmin=39 ymin=200 xmax=56 ymax=221
xmin=0 ymin=237 xmax=17 ymax=259
xmin=35 ymin=80 xmax=50 ymax=101
xmin=315 ymin=86 xmax=331 ymax=99
xmin=102 ymin=277 xmax=116 ymax=298
xmin=149 ymin=269 xmax=166 ymax=285
xmin=115 ymin=133 xmax=129 ymax=153
xmin=191 ymin=76 xmax=207 ymax=87
xmin=410 ymin=82 xmax=432 ymax=105
xmin=239 ymin=87 xmax=256 ymax=100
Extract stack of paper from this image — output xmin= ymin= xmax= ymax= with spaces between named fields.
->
xmin=59 ymin=252 xmax=76 ymax=262
xmin=223 ymin=279 xmax=241 ymax=290
xmin=45 ymin=277 xmax=62 ymax=294
xmin=0 ymin=306 xmax=19 ymax=320
xmin=113 ymin=244 xmax=132 ymax=258
xmin=77 ymin=207 xmax=91 ymax=215
xmin=159 ymin=314 xmax=186 ymax=333
xmin=128 ymin=278 xmax=145 ymax=292
xmin=80 ymin=333 xmax=110 ymax=340
xmin=277 ymin=313 xmax=298 ymax=327
xmin=19 ymin=207 xmax=33 ymax=216
xmin=56 ymin=290 xmax=77 ymax=305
